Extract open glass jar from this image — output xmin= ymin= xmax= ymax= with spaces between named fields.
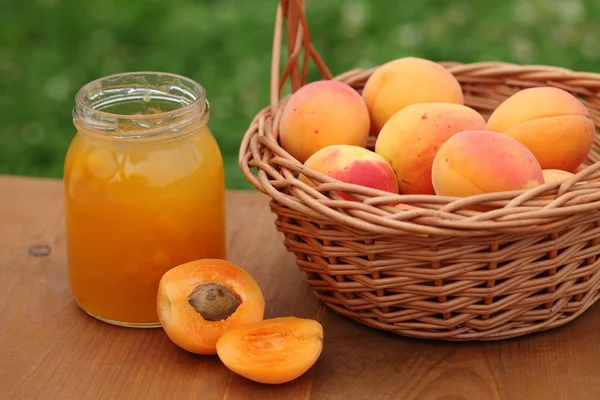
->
xmin=64 ymin=72 xmax=226 ymax=327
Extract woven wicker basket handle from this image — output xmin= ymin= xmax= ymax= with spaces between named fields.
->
xmin=270 ymin=0 xmax=332 ymax=113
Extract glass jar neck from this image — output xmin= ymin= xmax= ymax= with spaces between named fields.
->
xmin=73 ymin=72 xmax=208 ymax=141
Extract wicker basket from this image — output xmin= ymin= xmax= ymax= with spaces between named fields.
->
xmin=239 ymin=0 xmax=600 ymax=340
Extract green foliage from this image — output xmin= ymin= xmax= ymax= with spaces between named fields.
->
xmin=2 ymin=0 xmax=599 ymax=189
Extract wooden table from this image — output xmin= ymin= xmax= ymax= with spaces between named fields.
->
xmin=1 ymin=175 xmax=599 ymax=400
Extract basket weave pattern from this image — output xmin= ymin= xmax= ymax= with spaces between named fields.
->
xmin=239 ymin=0 xmax=600 ymax=340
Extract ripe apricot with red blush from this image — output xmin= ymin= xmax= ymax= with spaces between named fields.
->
xmin=279 ymin=80 xmax=370 ymax=163
xmin=431 ymin=130 xmax=545 ymax=197
xmin=157 ymin=259 xmax=265 ymax=355
xmin=300 ymin=144 xmax=398 ymax=201
xmin=216 ymin=317 xmax=324 ymax=384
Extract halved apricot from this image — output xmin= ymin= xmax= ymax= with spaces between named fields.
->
xmin=216 ymin=316 xmax=324 ymax=384
xmin=157 ymin=259 xmax=265 ymax=355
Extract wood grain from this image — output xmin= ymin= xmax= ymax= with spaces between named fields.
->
xmin=1 ymin=175 xmax=599 ymax=400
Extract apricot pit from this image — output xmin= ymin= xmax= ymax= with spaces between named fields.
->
xmin=187 ymin=283 xmax=241 ymax=322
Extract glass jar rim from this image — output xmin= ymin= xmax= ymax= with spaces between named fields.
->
xmin=75 ymin=71 xmax=206 ymax=121
xmin=73 ymin=71 xmax=209 ymax=140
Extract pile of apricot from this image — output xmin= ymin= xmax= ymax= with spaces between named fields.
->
xmin=157 ymin=259 xmax=323 ymax=385
xmin=280 ymin=56 xmax=595 ymax=202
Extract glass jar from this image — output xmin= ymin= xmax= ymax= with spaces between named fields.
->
xmin=64 ymin=72 xmax=226 ymax=328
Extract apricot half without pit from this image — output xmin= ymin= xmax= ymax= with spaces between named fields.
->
xmin=216 ymin=316 xmax=324 ymax=384
xmin=157 ymin=259 xmax=265 ymax=355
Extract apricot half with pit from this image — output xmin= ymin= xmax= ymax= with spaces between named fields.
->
xmin=157 ymin=259 xmax=265 ymax=355
xmin=216 ymin=316 xmax=324 ymax=384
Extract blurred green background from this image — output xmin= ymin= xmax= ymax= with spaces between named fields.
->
xmin=2 ymin=0 xmax=599 ymax=189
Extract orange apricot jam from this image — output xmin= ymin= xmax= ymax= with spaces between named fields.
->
xmin=64 ymin=72 xmax=226 ymax=327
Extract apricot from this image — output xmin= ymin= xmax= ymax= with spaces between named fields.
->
xmin=542 ymin=169 xmax=575 ymax=183
xmin=279 ymin=80 xmax=370 ymax=163
xmin=362 ymin=57 xmax=464 ymax=135
xmin=487 ymin=86 xmax=595 ymax=172
xmin=374 ymin=103 xmax=487 ymax=195
xmin=535 ymin=169 xmax=577 ymax=199
xmin=157 ymin=259 xmax=265 ymax=355
xmin=299 ymin=144 xmax=398 ymax=200
xmin=216 ymin=317 xmax=323 ymax=385
xmin=431 ymin=130 xmax=545 ymax=197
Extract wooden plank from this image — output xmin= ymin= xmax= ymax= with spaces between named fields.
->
xmin=1 ymin=175 xmax=599 ymax=400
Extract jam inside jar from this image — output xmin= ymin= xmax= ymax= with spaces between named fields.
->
xmin=64 ymin=72 xmax=226 ymax=327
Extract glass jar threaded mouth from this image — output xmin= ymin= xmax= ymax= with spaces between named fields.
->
xmin=73 ymin=71 xmax=208 ymax=140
